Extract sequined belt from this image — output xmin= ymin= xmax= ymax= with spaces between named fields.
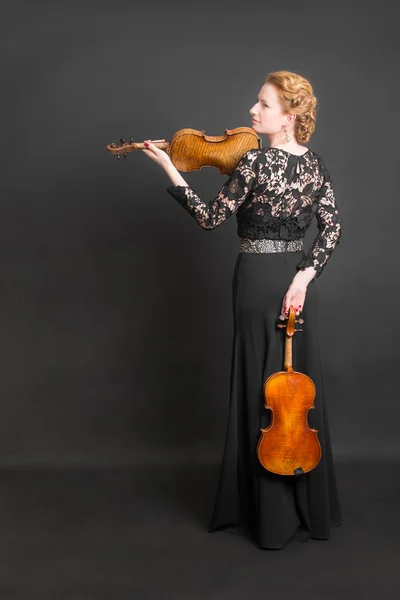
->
xmin=239 ymin=238 xmax=303 ymax=253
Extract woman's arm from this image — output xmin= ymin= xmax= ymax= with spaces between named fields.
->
xmin=163 ymin=162 xmax=190 ymax=187
xmin=279 ymin=159 xmax=342 ymax=318
xmin=295 ymin=159 xmax=342 ymax=280
xmin=164 ymin=149 xmax=260 ymax=230
xmin=292 ymin=265 xmax=317 ymax=287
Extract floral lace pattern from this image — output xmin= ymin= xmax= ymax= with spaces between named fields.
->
xmin=166 ymin=147 xmax=342 ymax=278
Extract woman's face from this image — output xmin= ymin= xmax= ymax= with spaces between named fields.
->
xmin=249 ymin=83 xmax=291 ymax=135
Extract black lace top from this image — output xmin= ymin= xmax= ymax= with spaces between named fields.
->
xmin=166 ymin=147 xmax=342 ymax=278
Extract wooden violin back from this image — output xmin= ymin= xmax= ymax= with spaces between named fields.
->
xmin=257 ymin=305 xmax=322 ymax=476
xmin=167 ymin=127 xmax=261 ymax=174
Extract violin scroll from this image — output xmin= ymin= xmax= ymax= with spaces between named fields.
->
xmin=277 ymin=305 xmax=304 ymax=332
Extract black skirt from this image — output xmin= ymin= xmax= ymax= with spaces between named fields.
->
xmin=208 ymin=250 xmax=343 ymax=549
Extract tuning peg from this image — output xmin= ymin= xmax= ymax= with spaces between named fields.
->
xmin=129 ymin=137 xmax=134 ymax=143
xmin=277 ymin=323 xmax=304 ymax=330
xmin=116 ymin=154 xmax=121 ymax=160
xmin=120 ymin=137 xmax=126 ymax=145
xmin=279 ymin=316 xmax=304 ymax=322
xmin=123 ymin=152 xmax=128 ymax=159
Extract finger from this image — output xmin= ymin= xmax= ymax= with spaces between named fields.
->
xmin=142 ymin=145 xmax=157 ymax=157
xmin=144 ymin=141 xmax=157 ymax=151
xmin=284 ymin=304 xmax=296 ymax=316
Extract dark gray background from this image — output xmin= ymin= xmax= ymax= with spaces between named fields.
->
xmin=2 ymin=0 xmax=398 ymax=467
xmin=2 ymin=3 xmax=400 ymax=600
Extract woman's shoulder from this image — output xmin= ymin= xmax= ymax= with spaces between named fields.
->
xmin=237 ymin=148 xmax=263 ymax=171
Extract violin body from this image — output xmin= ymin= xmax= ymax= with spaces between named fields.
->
xmin=257 ymin=305 xmax=322 ymax=476
xmin=107 ymin=127 xmax=262 ymax=175
xmin=257 ymin=370 xmax=321 ymax=475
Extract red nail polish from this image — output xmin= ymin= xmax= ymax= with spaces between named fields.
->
xmin=144 ymin=142 xmax=149 ymax=147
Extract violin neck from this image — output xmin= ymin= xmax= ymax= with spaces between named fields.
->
xmin=284 ymin=335 xmax=293 ymax=371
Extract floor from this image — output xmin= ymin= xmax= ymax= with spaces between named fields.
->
xmin=0 ymin=459 xmax=398 ymax=599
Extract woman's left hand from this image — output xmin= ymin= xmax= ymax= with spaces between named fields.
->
xmin=142 ymin=139 xmax=172 ymax=170
xmin=279 ymin=281 xmax=307 ymax=320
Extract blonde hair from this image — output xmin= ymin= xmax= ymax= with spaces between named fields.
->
xmin=264 ymin=71 xmax=318 ymax=143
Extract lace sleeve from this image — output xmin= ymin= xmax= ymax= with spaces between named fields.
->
xmin=165 ymin=149 xmax=259 ymax=230
xmin=296 ymin=158 xmax=342 ymax=278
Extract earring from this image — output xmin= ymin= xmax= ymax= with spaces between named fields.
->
xmin=283 ymin=126 xmax=291 ymax=143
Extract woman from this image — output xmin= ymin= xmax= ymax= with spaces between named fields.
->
xmin=142 ymin=70 xmax=343 ymax=550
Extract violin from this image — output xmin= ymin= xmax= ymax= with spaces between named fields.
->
xmin=106 ymin=127 xmax=262 ymax=175
xmin=257 ymin=305 xmax=322 ymax=477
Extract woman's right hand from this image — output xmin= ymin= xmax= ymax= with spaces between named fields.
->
xmin=279 ymin=281 xmax=306 ymax=320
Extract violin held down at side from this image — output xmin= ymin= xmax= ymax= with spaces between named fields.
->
xmin=106 ymin=127 xmax=262 ymax=176
xmin=257 ymin=305 xmax=322 ymax=477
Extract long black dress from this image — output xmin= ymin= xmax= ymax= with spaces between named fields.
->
xmin=166 ymin=146 xmax=343 ymax=549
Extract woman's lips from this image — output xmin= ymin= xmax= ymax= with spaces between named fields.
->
xmin=252 ymin=119 xmax=259 ymax=123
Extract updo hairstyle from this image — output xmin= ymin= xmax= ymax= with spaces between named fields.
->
xmin=264 ymin=70 xmax=318 ymax=143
